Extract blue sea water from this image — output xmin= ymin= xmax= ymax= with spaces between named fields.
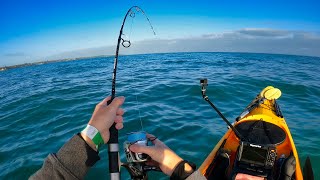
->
xmin=0 ymin=52 xmax=319 ymax=179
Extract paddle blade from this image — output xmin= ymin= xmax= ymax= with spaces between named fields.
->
xmin=264 ymin=88 xmax=281 ymax=100
xmin=303 ymin=156 xmax=314 ymax=180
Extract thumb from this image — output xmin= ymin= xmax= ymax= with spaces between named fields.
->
xmin=130 ymin=144 xmax=155 ymax=156
xmin=98 ymin=96 xmax=112 ymax=106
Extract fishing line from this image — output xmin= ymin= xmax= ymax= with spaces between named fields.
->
xmin=129 ymin=11 xmax=135 ymax=40
xmin=117 ymin=7 xmax=156 ymax=131
xmin=107 ymin=6 xmax=156 ymax=180
xmin=136 ymin=89 xmax=144 ymax=131
xmin=125 ymin=10 xmax=145 ymax=131
xmin=129 ymin=46 xmax=144 ymax=132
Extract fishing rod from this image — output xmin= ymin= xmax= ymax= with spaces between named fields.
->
xmin=200 ymin=79 xmax=245 ymax=141
xmin=107 ymin=6 xmax=155 ymax=180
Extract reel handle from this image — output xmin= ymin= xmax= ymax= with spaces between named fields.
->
xmin=122 ymin=163 xmax=162 ymax=180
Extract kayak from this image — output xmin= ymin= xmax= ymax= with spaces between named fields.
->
xmin=199 ymin=86 xmax=304 ymax=180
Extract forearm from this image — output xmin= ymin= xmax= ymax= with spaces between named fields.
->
xmin=31 ymin=96 xmax=124 ymax=179
xmin=30 ymin=134 xmax=100 ymax=179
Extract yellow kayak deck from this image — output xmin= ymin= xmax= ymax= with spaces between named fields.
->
xmin=199 ymin=88 xmax=303 ymax=179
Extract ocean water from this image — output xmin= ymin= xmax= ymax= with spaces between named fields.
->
xmin=0 ymin=52 xmax=319 ymax=179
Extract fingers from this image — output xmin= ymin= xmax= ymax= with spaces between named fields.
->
xmin=115 ymin=123 xmax=123 ymax=130
xmin=110 ymin=96 xmax=125 ymax=110
xmin=146 ymin=160 xmax=160 ymax=167
xmin=146 ymin=133 xmax=162 ymax=145
xmin=130 ymin=144 xmax=155 ymax=156
xmin=146 ymin=133 xmax=155 ymax=138
xmin=114 ymin=114 xmax=123 ymax=129
xmin=97 ymin=96 xmax=125 ymax=109
xmin=114 ymin=115 xmax=123 ymax=123
xmin=116 ymin=108 xmax=124 ymax=116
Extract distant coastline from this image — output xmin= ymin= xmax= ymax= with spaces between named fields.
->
xmin=0 ymin=55 xmax=110 ymax=71
xmin=1 ymin=51 xmax=319 ymax=72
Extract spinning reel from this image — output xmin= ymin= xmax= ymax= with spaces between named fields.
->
xmin=122 ymin=132 xmax=161 ymax=180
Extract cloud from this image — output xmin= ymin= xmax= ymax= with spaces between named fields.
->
xmin=204 ymin=29 xmax=320 ymax=41
xmin=2 ymin=28 xmax=318 ymax=66
xmin=121 ymin=29 xmax=320 ymax=57
xmin=46 ymin=28 xmax=320 ymax=60
xmin=236 ymin=28 xmax=291 ymax=38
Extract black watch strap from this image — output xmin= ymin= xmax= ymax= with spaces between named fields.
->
xmin=170 ymin=160 xmax=196 ymax=180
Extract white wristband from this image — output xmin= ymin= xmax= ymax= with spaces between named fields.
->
xmin=81 ymin=125 xmax=104 ymax=149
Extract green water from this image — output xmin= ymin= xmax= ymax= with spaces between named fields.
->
xmin=0 ymin=52 xmax=319 ymax=179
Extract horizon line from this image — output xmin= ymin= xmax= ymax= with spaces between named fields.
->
xmin=1 ymin=51 xmax=319 ymax=71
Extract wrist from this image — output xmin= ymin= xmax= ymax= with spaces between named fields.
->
xmin=170 ymin=160 xmax=196 ymax=180
xmin=183 ymin=163 xmax=193 ymax=173
xmin=81 ymin=124 xmax=104 ymax=151
xmin=80 ymin=132 xmax=98 ymax=152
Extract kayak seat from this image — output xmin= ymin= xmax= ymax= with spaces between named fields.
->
xmin=235 ymin=120 xmax=286 ymax=145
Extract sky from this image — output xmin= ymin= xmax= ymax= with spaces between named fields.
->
xmin=1 ymin=0 xmax=320 ymax=66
